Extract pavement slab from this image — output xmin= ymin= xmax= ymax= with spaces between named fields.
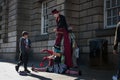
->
xmin=0 ymin=60 xmax=115 ymax=80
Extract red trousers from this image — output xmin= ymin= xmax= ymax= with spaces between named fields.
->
xmin=55 ymin=28 xmax=73 ymax=67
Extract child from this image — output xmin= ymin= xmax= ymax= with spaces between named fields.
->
xmin=15 ymin=31 xmax=31 ymax=73
xmin=72 ymin=44 xmax=80 ymax=68
xmin=69 ymin=27 xmax=80 ymax=67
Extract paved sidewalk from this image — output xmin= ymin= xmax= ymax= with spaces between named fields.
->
xmin=0 ymin=60 xmax=115 ymax=80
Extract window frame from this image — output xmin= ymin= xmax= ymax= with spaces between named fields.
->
xmin=104 ymin=0 xmax=120 ymax=28
xmin=41 ymin=1 xmax=49 ymax=35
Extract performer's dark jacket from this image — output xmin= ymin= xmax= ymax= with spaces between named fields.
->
xmin=114 ymin=22 xmax=120 ymax=50
xmin=19 ymin=37 xmax=31 ymax=54
xmin=56 ymin=15 xmax=68 ymax=31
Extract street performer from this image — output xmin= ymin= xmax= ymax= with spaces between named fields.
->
xmin=52 ymin=9 xmax=73 ymax=68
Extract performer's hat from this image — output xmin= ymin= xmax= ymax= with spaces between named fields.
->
xmin=52 ymin=9 xmax=59 ymax=14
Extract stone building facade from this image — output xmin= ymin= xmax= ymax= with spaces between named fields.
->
xmin=0 ymin=0 xmax=119 ymax=65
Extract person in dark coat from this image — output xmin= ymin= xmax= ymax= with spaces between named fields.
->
xmin=52 ymin=9 xmax=73 ymax=68
xmin=15 ymin=31 xmax=31 ymax=73
xmin=113 ymin=11 xmax=120 ymax=80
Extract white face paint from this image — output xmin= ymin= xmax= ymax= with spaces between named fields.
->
xmin=53 ymin=13 xmax=59 ymax=18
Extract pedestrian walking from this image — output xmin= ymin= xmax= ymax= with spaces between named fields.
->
xmin=15 ymin=31 xmax=31 ymax=73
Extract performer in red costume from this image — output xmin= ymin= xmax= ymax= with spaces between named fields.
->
xmin=52 ymin=9 xmax=73 ymax=68
xmin=31 ymin=48 xmax=81 ymax=75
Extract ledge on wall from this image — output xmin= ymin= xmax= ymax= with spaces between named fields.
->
xmin=0 ymin=52 xmax=16 ymax=60
xmin=95 ymin=27 xmax=116 ymax=37
xmin=30 ymin=34 xmax=49 ymax=42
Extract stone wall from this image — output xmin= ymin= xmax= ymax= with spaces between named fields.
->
xmin=0 ymin=0 xmax=17 ymax=60
xmin=30 ymin=0 xmax=66 ymax=54
xmin=65 ymin=0 xmax=80 ymax=45
xmin=78 ymin=0 xmax=104 ymax=53
xmin=0 ymin=0 xmax=116 ymax=64
xmin=62 ymin=0 xmax=115 ymax=65
xmin=77 ymin=0 xmax=116 ymax=65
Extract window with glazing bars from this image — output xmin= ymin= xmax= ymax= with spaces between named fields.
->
xmin=104 ymin=0 xmax=120 ymax=28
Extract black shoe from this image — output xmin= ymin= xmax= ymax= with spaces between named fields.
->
xmin=15 ymin=66 xmax=19 ymax=72
xmin=25 ymin=69 xmax=31 ymax=73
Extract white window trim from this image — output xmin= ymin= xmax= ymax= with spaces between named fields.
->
xmin=104 ymin=0 xmax=107 ymax=29
xmin=41 ymin=1 xmax=48 ymax=35
xmin=104 ymin=0 xmax=119 ymax=29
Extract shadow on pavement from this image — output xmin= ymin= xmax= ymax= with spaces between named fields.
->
xmin=29 ymin=73 xmax=52 ymax=80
